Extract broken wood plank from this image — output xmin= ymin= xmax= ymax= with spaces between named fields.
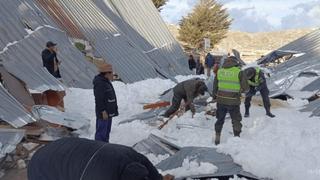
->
xmin=143 ymin=101 xmax=170 ymax=110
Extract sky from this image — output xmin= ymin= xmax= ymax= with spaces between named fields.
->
xmin=160 ymin=0 xmax=320 ymax=32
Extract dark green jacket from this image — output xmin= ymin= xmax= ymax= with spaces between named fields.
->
xmin=213 ymin=59 xmax=248 ymax=105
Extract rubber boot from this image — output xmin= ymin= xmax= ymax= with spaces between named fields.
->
xmin=265 ymin=106 xmax=275 ymax=118
xmin=234 ymin=130 xmax=241 ymax=137
xmin=244 ymin=105 xmax=250 ymax=118
xmin=215 ymin=133 xmax=221 ymax=145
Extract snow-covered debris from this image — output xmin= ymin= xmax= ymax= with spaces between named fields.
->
xmin=65 ymin=76 xmax=320 ymax=179
xmin=162 ymin=158 xmax=218 ymax=178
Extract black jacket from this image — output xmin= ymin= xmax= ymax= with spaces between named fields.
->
xmin=188 ymin=58 xmax=196 ymax=70
xmin=41 ymin=49 xmax=61 ymax=78
xmin=28 ymin=138 xmax=163 ymax=180
xmin=93 ymin=74 xmax=118 ymax=119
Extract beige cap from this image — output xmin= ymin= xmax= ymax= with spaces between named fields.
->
xmin=98 ymin=63 xmax=113 ymax=73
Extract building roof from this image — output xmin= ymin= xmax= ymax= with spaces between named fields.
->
xmin=0 ymin=128 xmax=25 ymax=158
xmin=0 ymin=85 xmax=36 ymax=128
xmin=267 ymin=29 xmax=320 ymax=97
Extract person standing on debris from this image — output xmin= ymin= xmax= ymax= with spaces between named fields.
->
xmin=196 ymin=58 xmax=205 ymax=75
xmin=188 ymin=54 xmax=196 ymax=72
xmin=244 ymin=67 xmax=275 ymax=118
xmin=28 ymin=138 xmax=175 ymax=180
xmin=93 ymin=63 xmax=118 ymax=143
xmin=163 ymin=79 xmax=208 ymax=118
xmin=205 ymin=52 xmax=215 ymax=78
xmin=213 ymin=56 xmax=248 ymax=145
xmin=42 ymin=41 xmax=61 ymax=78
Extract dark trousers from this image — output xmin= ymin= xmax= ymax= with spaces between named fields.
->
xmin=215 ymin=103 xmax=242 ymax=135
xmin=95 ymin=118 xmax=112 ymax=143
xmin=164 ymin=94 xmax=189 ymax=117
xmin=244 ymin=85 xmax=271 ymax=113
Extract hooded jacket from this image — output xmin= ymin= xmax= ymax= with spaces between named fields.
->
xmin=28 ymin=138 xmax=163 ymax=180
xmin=173 ymin=79 xmax=207 ymax=111
xmin=213 ymin=57 xmax=248 ymax=105
xmin=93 ymin=74 xmax=118 ymax=119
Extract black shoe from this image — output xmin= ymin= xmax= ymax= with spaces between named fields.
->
xmin=244 ymin=113 xmax=249 ymax=118
xmin=266 ymin=112 xmax=275 ymax=118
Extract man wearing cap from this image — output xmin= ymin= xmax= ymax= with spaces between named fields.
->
xmin=212 ymin=56 xmax=248 ymax=145
xmin=244 ymin=67 xmax=275 ymax=118
xmin=42 ymin=41 xmax=61 ymax=78
xmin=93 ymin=63 xmax=118 ymax=143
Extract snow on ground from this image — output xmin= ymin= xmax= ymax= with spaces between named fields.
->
xmin=161 ymin=158 xmax=218 ymax=178
xmin=65 ymin=76 xmax=320 ymax=180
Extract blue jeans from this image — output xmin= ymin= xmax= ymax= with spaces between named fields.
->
xmin=95 ymin=118 xmax=112 ymax=143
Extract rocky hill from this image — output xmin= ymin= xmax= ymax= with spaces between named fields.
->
xmin=167 ymin=24 xmax=315 ymax=61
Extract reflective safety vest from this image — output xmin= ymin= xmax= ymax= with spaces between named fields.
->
xmin=248 ymin=67 xmax=261 ymax=87
xmin=217 ymin=67 xmax=241 ymax=93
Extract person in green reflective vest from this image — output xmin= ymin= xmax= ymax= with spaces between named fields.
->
xmin=244 ymin=67 xmax=275 ymax=118
xmin=212 ymin=56 xmax=248 ymax=145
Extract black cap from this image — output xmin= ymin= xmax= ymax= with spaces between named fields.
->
xmin=46 ymin=41 xmax=57 ymax=48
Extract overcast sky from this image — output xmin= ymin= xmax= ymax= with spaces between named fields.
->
xmin=160 ymin=0 xmax=320 ymax=32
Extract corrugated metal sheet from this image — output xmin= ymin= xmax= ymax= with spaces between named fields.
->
xmin=35 ymin=0 xmax=86 ymax=39
xmin=301 ymin=99 xmax=320 ymax=117
xmin=267 ymin=29 xmax=320 ymax=97
xmin=0 ymin=85 xmax=36 ymax=128
xmin=0 ymin=129 xmax=25 ymax=158
xmin=106 ymin=0 xmax=190 ymax=73
xmin=56 ymin=0 xmax=165 ymax=83
xmin=0 ymin=0 xmax=54 ymax=50
xmin=302 ymin=78 xmax=320 ymax=92
xmin=0 ymin=27 xmax=96 ymax=90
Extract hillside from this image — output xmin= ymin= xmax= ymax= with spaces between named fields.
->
xmin=167 ymin=24 xmax=315 ymax=61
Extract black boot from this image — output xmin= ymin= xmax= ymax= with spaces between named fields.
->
xmin=266 ymin=112 xmax=275 ymax=118
xmin=215 ymin=133 xmax=221 ymax=145
xmin=265 ymin=106 xmax=275 ymax=118
xmin=234 ymin=130 xmax=241 ymax=137
xmin=244 ymin=105 xmax=250 ymax=118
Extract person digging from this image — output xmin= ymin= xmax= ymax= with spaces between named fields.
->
xmin=244 ymin=67 xmax=275 ymax=118
xmin=162 ymin=79 xmax=208 ymax=118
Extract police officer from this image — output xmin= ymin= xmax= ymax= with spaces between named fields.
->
xmin=244 ymin=67 xmax=275 ymax=118
xmin=213 ymin=56 xmax=248 ymax=145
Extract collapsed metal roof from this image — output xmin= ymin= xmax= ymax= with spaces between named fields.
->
xmin=53 ymin=0 xmax=170 ymax=83
xmin=257 ymin=50 xmax=300 ymax=65
xmin=266 ymin=29 xmax=320 ymax=97
xmin=0 ymin=0 xmax=97 ymax=89
xmin=300 ymin=99 xmax=320 ymax=117
xmin=134 ymin=134 xmax=258 ymax=179
xmin=0 ymin=27 xmax=96 ymax=90
xmin=104 ymin=0 xmax=190 ymax=75
xmin=302 ymin=78 xmax=320 ymax=92
xmin=0 ymin=129 xmax=25 ymax=159
xmin=0 ymin=0 xmax=53 ymax=50
xmin=0 ymin=85 xmax=36 ymax=128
